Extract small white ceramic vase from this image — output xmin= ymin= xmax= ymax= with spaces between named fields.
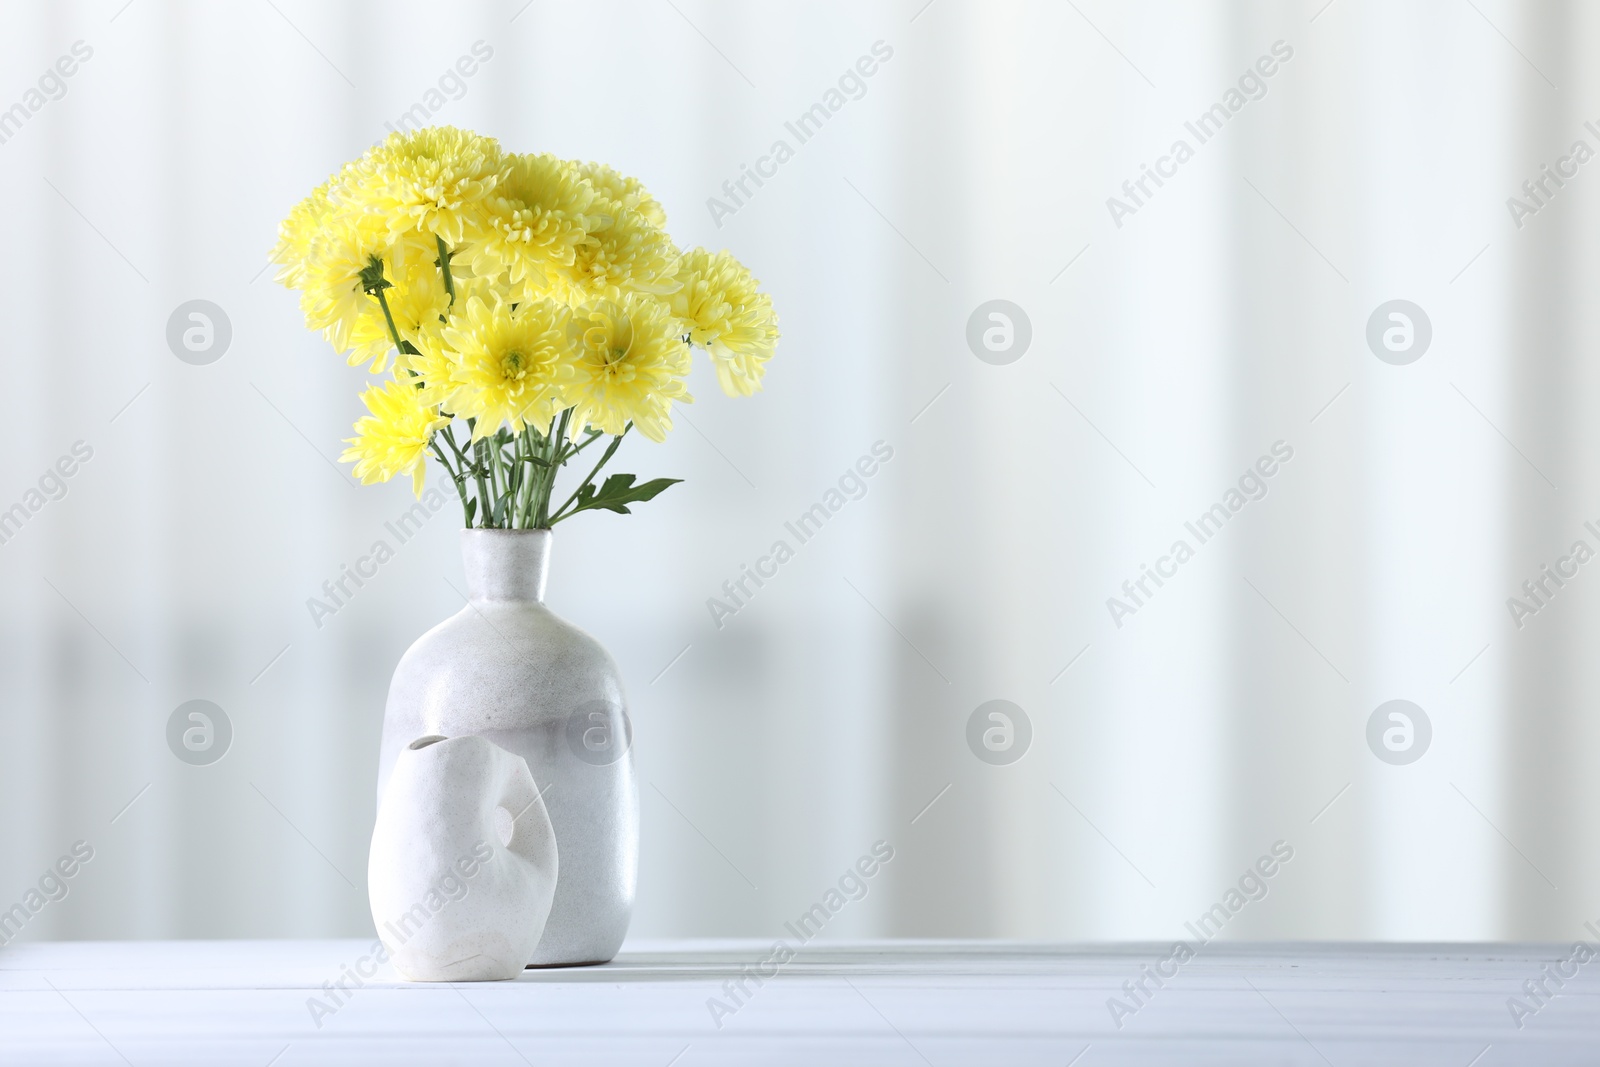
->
xmin=377 ymin=529 xmax=638 ymax=966
xmin=368 ymin=733 xmax=558 ymax=981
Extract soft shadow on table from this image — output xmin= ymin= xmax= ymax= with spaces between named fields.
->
xmin=511 ymin=940 xmax=1533 ymax=983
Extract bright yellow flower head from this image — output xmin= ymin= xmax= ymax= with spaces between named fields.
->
xmin=270 ymin=180 xmax=334 ymax=289
xmin=273 ymin=156 xmax=390 ymax=289
xmin=295 ymin=212 xmax=400 ymax=371
xmin=464 ymin=153 xmax=600 ymax=304
xmin=442 ymin=296 xmax=575 ymax=439
xmin=277 ymin=129 xmax=779 ymax=530
xmin=341 ymin=378 xmax=449 ymax=497
xmin=563 ymin=296 xmax=691 ymax=442
xmin=398 ymin=337 xmax=457 ymax=412
xmin=359 ymin=126 xmax=505 ymax=247
xmin=555 ymin=189 xmax=680 ymax=304
xmin=671 ymin=248 xmax=779 ymax=397
xmin=385 ymin=260 xmax=452 ymax=354
xmin=577 ymin=160 xmax=667 ymax=229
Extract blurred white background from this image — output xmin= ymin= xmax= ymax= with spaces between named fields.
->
xmin=0 ymin=0 xmax=1593 ymax=945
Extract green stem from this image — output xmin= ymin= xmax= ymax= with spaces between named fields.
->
xmin=532 ymin=426 xmax=549 ymax=528
xmin=548 ymin=425 xmax=629 ymax=526
xmin=539 ymin=410 xmax=572 ymax=528
xmin=372 ymin=285 xmax=404 ymax=353
xmin=367 ymin=267 xmax=470 ymax=519
xmin=509 ymin=430 xmax=526 ymax=528
xmin=566 ymin=427 xmax=606 ymax=459
xmin=512 ymin=431 xmax=531 ymax=531
xmin=440 ymin=420 xmax=472 ymax=470
xmin=552 ymin=409 xmax=571 ymax=458
xmin=509 ymin=439 xmax=526 ymax=529
xmin=425 ymin=432 xmax=461 ymax=485
xmin=435 ymin=235 xmax=457 ymax=306
xmin=528 ymin=428 xmax=547 ymax=531
xmin=488 ymin=436 xmax=506 ymax=523
xmin=470 ymin=432 xmax=491 ymax=526
xmin=430 ymin=440 xmax=471 ymax=524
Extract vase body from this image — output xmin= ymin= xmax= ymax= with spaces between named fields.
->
xmin=377 ymin=529 xmax=638 ymax=966
xmin=369 ymin=734 xmax=558 ymax=981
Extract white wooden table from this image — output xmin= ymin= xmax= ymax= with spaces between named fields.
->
xmin=1 ymin=940 xmax=1593 ymax=1064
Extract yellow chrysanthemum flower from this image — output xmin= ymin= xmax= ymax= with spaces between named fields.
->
xmin=463 ymin=153 xmax=601 ymax=305
xmin=397 ymin=335 xmax=457 ymax=412
xmin=341 ymin=378 xmax=450 ymax=497
xmin=277 ymin=129 xmax=780 ymax=530
xmin=270 ymin=180 xmax=334 ymax=289
xmin=385 ymin=261 xmax=452 ymax=353
xmin=563 ymin=296 xmax=691 ymax=442
xmin=296 ymin=213 xmax=402 ymax=371
xmin=577 ymin=160 xmax=667 ymax=229
xmin=670 ymin=248 xmax=779 ymax=397
xmin=357 ymin=126 xmax=505 ymax=247
xmin=554 ymin=194 xmax=680 ymax=305
xmin=442 ymin=296 xmax=575 ymax=439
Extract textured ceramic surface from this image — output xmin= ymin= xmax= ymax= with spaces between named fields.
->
xmin=369 ymin=734 xmax=558 ymax=981
xmin=377 ymin=529 xmax=638 ymax=967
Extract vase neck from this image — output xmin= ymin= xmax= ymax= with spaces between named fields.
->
xmin=462 ymin=529 xmax=551 ymax=602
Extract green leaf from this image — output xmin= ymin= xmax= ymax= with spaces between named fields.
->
xmin=574 ymin=473 xmax=683 ymax=515
xmin=465 ymin=497 xmax=478 ymax=527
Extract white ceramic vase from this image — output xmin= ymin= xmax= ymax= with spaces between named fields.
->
xmin=369 ymin=734 xmax=558 ymax=981
xmin=377 ymin=529 xmax=638 ymax=967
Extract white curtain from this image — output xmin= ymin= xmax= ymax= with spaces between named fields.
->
xmin=0 ymin=0 xmax=1589 ymax=945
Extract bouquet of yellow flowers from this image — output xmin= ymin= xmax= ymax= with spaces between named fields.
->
xmin=271 ymin=126 xmax=778 ymax=528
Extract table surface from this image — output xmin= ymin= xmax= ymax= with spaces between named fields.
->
xmin=1 ymin=939 xmax=1594 ymax=1065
